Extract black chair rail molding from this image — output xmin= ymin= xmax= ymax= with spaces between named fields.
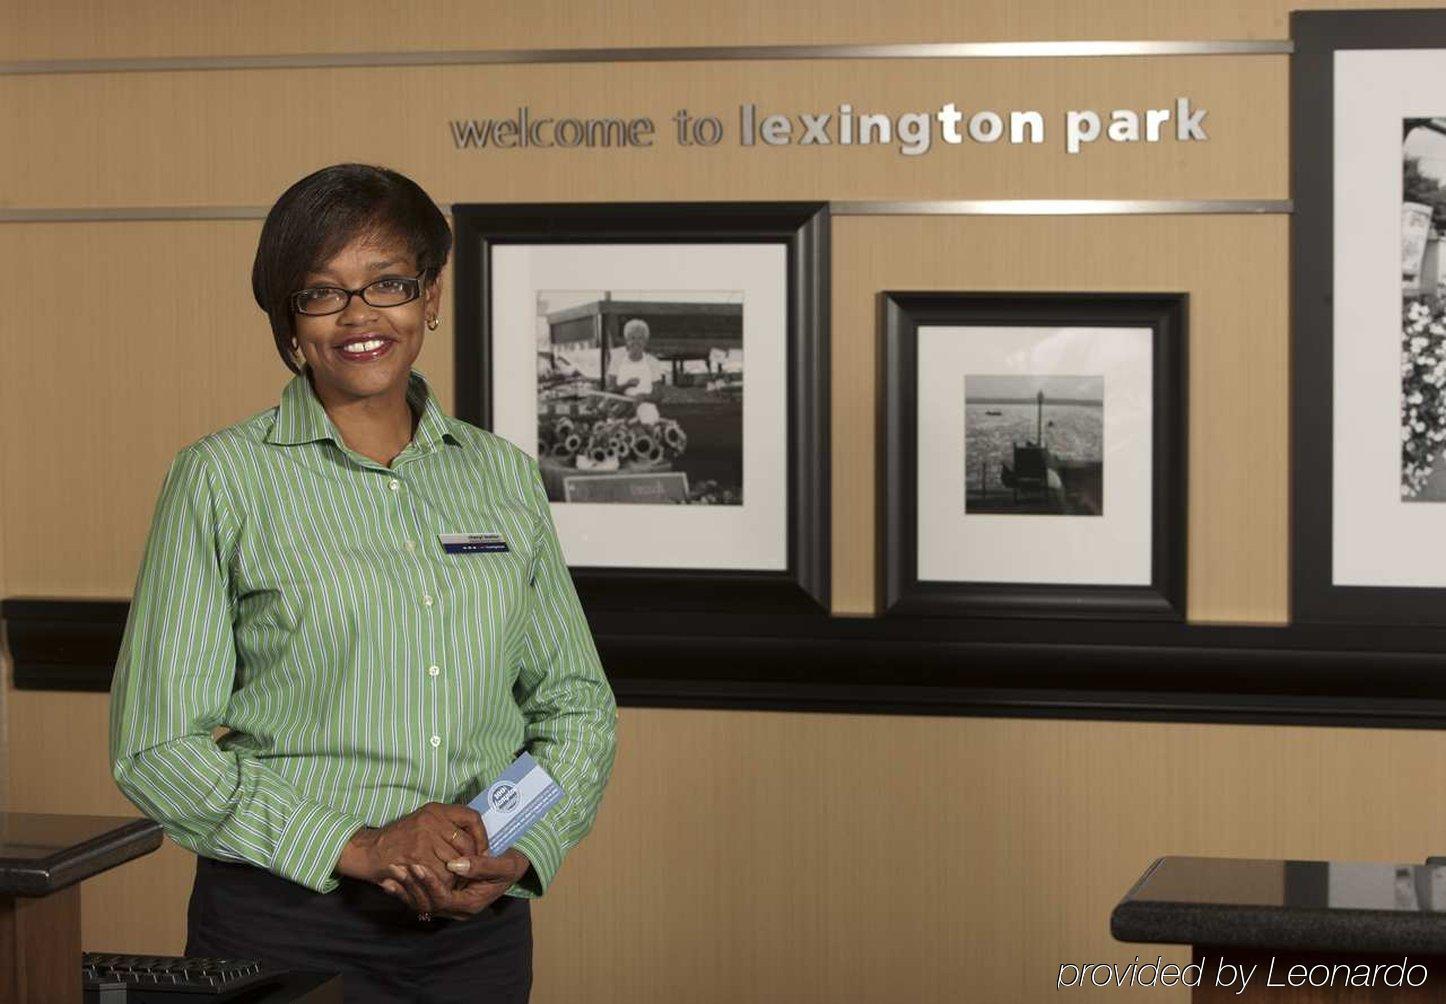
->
xmin=9 ymin=596 xmax=1446 ymax=727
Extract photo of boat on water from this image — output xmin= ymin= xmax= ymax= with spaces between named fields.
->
xmin=964 ymin=374 xmax=1104 ymax=516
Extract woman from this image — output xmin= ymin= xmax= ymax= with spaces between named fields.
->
xmin=109 ymin=163 xmax=618 ymax=1003
xmin=605 ymin=318 xmax=665 ymax=401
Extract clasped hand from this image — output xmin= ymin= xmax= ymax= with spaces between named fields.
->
xmin=336 ymin=802 xmax=528 ymax=920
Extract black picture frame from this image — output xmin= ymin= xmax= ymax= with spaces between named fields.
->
xmin=881 ymin=292 xmax=1187 ymax=620
xmin=451 ymin=201 xmax=830 ymax=615
xmin=1292 ymin=10 xmax=1446 ymax=626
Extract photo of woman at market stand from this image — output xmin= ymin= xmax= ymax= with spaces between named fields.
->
xmin=608 ymin=319 xmax=666 ymax=400
xmin=535 ymin=290 xmax=744 ymax=505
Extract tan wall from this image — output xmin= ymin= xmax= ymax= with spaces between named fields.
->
xmin=1 ymin=2 xmax=1441 ymax=1001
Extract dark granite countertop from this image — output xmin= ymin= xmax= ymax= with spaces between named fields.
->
xmin=0 ymin=812 xmax=162 ymax=896
xmin=1113 ymin=856 xmax=1446 ymax=955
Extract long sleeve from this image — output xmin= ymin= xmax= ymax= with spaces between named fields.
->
xmin=505 ymin=464 xmax=619 ymax=898
xmin=109 ymin=444 xmax=367 ymax=893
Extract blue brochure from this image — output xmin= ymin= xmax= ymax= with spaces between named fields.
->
xmin=467 ymin=752 xmax=564 ymax=856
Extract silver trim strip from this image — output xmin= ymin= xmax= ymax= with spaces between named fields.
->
xmin=0 ymin=40 xmax=1292 ymax=76
xmin=0 ymin=200 xmax=1291 ymax=223
xmin=833 ymin=199 xmax=1292 ymax=215
xmin=0 ymin=206 xmax=271 ymax=222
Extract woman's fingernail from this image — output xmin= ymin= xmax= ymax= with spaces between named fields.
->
xmin=447 ymin=859 xmax=470 ymax=874
xmin=411 ymin=864 xmax=427 ymax=878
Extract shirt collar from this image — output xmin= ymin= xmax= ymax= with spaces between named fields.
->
xmin=266 ymin=368 xmax=460 ymax=452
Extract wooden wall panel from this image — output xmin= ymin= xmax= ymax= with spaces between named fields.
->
xmin=0 ymin=57 xmax=1284 ymax=208
xmin=13 ymin=689 xmax=1446 ymax=1003
xmin=0 ymin=214 xmax=1285 ymax=619
xmin=831 ymin=215 xmax=1289 ymax=621
xmin=0 ymin=4 xmax=1430 ymax=1004
xmin=2 ymin=0 xmax=1444 ymax=59
xmin=0 ymin=222 xmax=455 ymax=596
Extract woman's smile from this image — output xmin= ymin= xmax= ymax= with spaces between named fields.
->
xmin=335 ymin=334 xmax=395 ymax=362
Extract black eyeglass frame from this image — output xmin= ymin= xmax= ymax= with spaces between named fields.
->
xmin=290 ymin=268 xmax=431 ymax=316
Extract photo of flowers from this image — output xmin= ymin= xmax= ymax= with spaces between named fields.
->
xmin=1401 ymin=119 xmax=1446 ymax=500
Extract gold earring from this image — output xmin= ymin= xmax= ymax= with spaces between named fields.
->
xmin=427 ymin=316 xmax=440 ymax=331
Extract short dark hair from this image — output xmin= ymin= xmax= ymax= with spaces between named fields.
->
xmin=252 ymin=164 xmax=452 ymax=373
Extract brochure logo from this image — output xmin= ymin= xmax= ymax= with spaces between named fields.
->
xmin=489 ymin=781 xmax=520 ymax=813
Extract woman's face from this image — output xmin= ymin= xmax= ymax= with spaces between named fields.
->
xmin=292 ymin=233 xmax=442 ymax=405
xmin=625 ymin=329 xmax=648 ymax=361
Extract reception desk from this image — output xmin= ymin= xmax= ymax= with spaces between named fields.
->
xmin=0 ymin=813 xmax=162 ymax=1002
xmin=1113 ymin=856 xmax=1446 ymax=1001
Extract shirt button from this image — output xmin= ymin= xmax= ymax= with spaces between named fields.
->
xmin=422 ymin=594 xmax=434 ymax=607
xmin=403 ymin=539 xmax=416 ymax=553
xmin=429 ymin=735 xmax=442 ymax=748
xmin=427 ymin=665 xmax=440 ymax=677
xmin=388 ymin=479 xmax=401 ymax=492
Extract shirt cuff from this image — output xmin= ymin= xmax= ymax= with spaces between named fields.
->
xmin=506 ymin=817 xmax=564 ymax=899
xmin=271 ymin=799 xmax=368 ymax=894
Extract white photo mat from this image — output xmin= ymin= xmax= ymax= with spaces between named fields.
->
xmin=491 ymin=243 xmax=788 ymax=570
xmin=1333 ymin=51 xmax=1446 ymax=586
xmin=915 ymin=324 xmax=1154 ymax=586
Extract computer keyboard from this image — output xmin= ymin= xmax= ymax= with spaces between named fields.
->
xmin=83 ymin=952 xmax=282 ymax=1000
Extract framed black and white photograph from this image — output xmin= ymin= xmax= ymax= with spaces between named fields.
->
xmin=1293 ymin=10 xmax=1446 ymax=625
xmin=452 ymin=202 xmax=830 ymax=614
xmin=881 ymin=292 xmax=1187 ymax=620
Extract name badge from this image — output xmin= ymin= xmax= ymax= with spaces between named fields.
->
xmin=438 ymin=532 xmax=509 ymax=555
xmin=467 ymin=752 xmax=565 ymax=856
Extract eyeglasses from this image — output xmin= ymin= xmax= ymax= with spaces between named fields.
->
xmin=291 ymin=269 xmax=428 ymax=316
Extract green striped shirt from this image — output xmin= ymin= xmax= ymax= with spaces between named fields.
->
xmin=109 ymin=369 xmax=617 ymax=897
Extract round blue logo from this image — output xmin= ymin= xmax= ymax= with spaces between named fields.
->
xmin=489 ymin=781 xmax=519 ymax=813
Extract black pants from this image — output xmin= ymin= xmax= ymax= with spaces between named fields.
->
xmin=185 ymin=855 xmax=532 ymax=1003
